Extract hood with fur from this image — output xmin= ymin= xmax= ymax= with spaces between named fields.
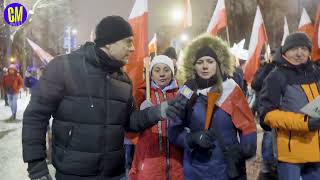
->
xmin=177 ymin=34 xmax=234 ymax=84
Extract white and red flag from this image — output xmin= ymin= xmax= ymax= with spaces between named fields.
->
xmin=243 ymin=6 xmax=268 ymax=85
xmin=281 ymin=16 xmax=290 ymax=46
xmin=207 ymin=0 xmax=227 ymax=37
xmin=298 ymin=8 xmax=314 ymax=40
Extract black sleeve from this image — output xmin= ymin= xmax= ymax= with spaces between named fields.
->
xmin=258 ymin=70 xmax=286 ymax=130
xmin=125 ymin=94 xmax=162 ymax=132
xmin=22 ymin=57 xmax=66 ymax=163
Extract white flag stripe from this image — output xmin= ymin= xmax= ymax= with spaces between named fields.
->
xmin=207 ymin=0 xmax=225 ymax=32
xmin=216 ymin=79 xmax=237 ymax=106
xmin=129 ymin=0 xmax=148 ymax=19
xmin=281 ymin=16 xmax=289 ymax=46
xmin=248 ymin=6 xmax=264 ymax=59
xmin=299 ymin=8 xmax=312 ymax=28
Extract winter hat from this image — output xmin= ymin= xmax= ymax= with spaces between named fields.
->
xmin=150 ymin=55 xmax=175 ymax=76
xmin=195 ymin=46 xmax=218 ymax=63
xmin=8 ymin=64 xmax=16 ymax=70
xmin=282 ymin=32 xmax=312 ymax=53
xmin=163 ymin=47 xmax=177 ymax=60
xmin=94 ymin=16 xmax=133 ymax=47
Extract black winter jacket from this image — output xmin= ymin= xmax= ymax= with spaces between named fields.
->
xmin=22 ymin=42 xmax=161 ymax=180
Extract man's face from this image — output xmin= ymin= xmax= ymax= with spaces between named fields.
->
xmin=284 ymin=46 xmax=310 ymax=65
xmin=102 ymin=36 xmax=135 ymax=64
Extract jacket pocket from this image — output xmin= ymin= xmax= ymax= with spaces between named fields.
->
xmin=52 ymin=120 xmax=74 ymax=148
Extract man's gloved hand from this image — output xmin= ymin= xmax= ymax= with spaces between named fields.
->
xmin=308 ymin=116 xmax=320 ymax=131
xmin=166 ymin=94 xmax=188 ymax=120
xmin=186 ymin=130 xmax=215 ymax=149
xmin=140 ymin=100 xmax=153 ymax=110
xmin=28 ymin=159 xmax=50 ymax=180
xmin=31 ymin=174 xmax=53 ymax=180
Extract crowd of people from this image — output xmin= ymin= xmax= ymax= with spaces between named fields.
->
xmin=0 ymin=15 xmax=315 ymax=180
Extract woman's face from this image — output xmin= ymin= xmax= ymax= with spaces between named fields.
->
xmin=151 ymin=63 xmax=173 ymax=89
xmin=194 ymin=56 xmax=217 ymax=79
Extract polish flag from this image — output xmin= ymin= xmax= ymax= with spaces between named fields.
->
xmin=125 ymin=0 xmax=148 ymax=145
xmin=216 ymin=79 xmax=256 ymax=135
xmin=27 ymin=38 xmax=53 ymax=65
xmin=298 ymin=8 xmax=314 ymax=40
xmin=125 ymin=0 xmax=148 ymax=100
xmin=148 ymin=33 xmax=157 ymax=55
xmin=243 ymin=6 xmax=268 ymax=85
xmin=312 ymin=4 xmax=320 ymax=61
xmin=207 ymin=0 xmax=227 ymax=37
xmin=281 ymin=16 xmax=290 ymax=46
xmin=183 ymin=0 xmax=192 ymax=28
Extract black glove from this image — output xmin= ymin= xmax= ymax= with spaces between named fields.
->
xmin=28 ymin=159 xmax=50 ymax=180
xmin=186 ymin=131 xmax=215 ymax=149
xmin=31 ymin=174 xmax=53 ymax=180
xmin=166 ymin=94 xmax=188 ymax=120
xmin=308 ymin=116 xmax=320 ymax=131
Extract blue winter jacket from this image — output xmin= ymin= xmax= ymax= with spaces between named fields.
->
xmin=168 ymin=95 xmax=256 ymax=180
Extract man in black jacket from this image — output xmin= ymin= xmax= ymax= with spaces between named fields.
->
xmin=22 ymin=16 xmax=184 ymax=180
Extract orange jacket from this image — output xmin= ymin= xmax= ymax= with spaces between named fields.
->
xmin=2 ymin=73 xmax=23 ymax=94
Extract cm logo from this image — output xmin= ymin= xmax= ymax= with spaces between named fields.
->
xmin=4 ymin=3 xmax=28 ymax=26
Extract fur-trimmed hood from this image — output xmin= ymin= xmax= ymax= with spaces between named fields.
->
xmin=177 ymin=34 xmax=234 ymax=85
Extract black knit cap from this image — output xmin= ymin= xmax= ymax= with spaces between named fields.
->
xmin=94 ymin=16 xmax=133 ymax=47
xmin=282 ymin=32 xmax=312 ymax=53
xmin=195 ymin=46 xmax=218 ymax=62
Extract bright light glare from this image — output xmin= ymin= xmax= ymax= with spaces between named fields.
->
xmin=180 ymin=33 xmax=189 ymax=42
xmin=171 ymin=9 xmax=183 ymax=22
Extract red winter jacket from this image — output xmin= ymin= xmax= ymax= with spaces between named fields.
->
xmin=2 ymin=72 xmax=23 ymax=94
xmin=129 ymin=80 xmax=184 ymax=180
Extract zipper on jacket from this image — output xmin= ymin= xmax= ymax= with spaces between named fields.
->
xmin=101 ymin=74 xmax=110 ymax=178
xmin=163 ymin=92 xmax=170 ymax=180
xmin=155 ymin=92 xmax=163 ymax=152
xmin=288 ymin=131 xmax=292 ymax=152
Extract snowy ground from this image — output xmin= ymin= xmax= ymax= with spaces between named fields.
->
xmin=0 ymin=92 xmax=55 ymax=180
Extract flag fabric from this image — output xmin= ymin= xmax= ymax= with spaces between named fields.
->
xmin=207 ymin=0 xmax=227 ymax=37
xmin=126 ymin=0 xmax=148 ymax=99
xmin=243 ymin=6 xmax=268 ymax=85
xmin=125 ymin=0 xmax=148 ymax=145
xmin=298 ymin=8 xmax=314 ymax=40
xmin=148 ymin=33 xmax=157 ymax=55
xmin=229 ymin=39 xmax=249 ymax=61
xmin=183 ymin=0 xmax=192 ymax=28
xmin=312 ymin=4 xmax=320 ymax=61
xmin=216 ymin=79 xmax=256 ymax=135
xmin=281 ymin=16 xmax=290 ymax=46
xmin=26 ymin=38 xmax=53 ymax=65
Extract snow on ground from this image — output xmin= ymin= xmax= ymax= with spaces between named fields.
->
xmin=0 ymin=92 xmax=55 ymax=180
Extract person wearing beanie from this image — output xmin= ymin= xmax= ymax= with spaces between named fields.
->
xmin=22 ymin=15 xmax=179 ymax=180
xmin=259 ymin=32 xmax=320 ymax=180
xmin=129 ymin=55 xmax=185 ymax=180
xmin=167 ymin=34 xmax=257 ymax=180
xmin=2 ymin=64 xmax=23 ymax=120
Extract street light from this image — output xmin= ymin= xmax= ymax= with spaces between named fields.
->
xmin=171 ymin=8 xmax=183 ymax=22
xmin=180 ymin=33 xmax=189 ymax=42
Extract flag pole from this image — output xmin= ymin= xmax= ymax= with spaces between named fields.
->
xmin=226 ymin=25 xmax=230 ymax=46
xmin=144 ymin=57 xmax=151 ymax=101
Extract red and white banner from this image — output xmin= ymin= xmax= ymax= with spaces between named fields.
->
xmin=26 ymin=38 xmax=53 ymax=65
xmin=244 ymin=6 xmax=268 ymax=85
xmin=312 ymin=4 xmax=320 ymax=61
xmin=298 ymin=8 xmax=314 ymax=40
xmin=183 ymin=0 xmax=192 ymax=28
xmin=125 ymin=0 xmax=148 ymax=145
xmin=125 ymin=0 xmax=148 ymax=97
xmin=281 ymin=16 xmax=289 ymax=46
xmin=148 ymin=33 xmax=157 ymax=55
xmin=207 ymin=0 xmax=227 ymax=37
xmin=216 ymin=79 xmax=256 ymax=135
